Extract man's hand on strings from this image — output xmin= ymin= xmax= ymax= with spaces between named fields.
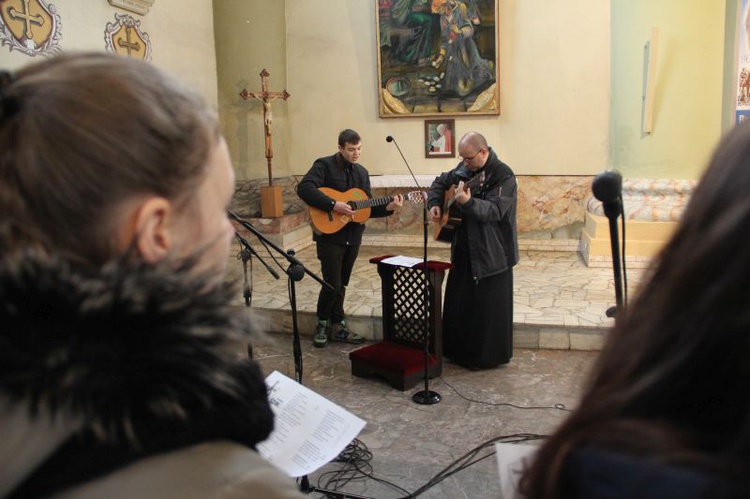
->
xmin=429 ymin=206 xmax=442 ymax=222
xmin=333 ymin=200 xmax=355 ymax=217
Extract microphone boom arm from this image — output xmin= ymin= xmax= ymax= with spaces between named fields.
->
xmin=228 ymin=211 xmax=333 ymax=291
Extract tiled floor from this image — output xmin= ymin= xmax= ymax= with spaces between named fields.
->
xmin=247 ymin=332 xmax=598 ymax=498
xmin=226 ymin=244 xmax=645 ymax=351
xmin=223 ymin=244 xmax=646 ymax=497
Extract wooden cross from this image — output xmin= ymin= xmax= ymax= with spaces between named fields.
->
xmin=8 ymin=0 xmax=45 ymax=39
xmin=240 ymin=69 xmax=290 ymax=187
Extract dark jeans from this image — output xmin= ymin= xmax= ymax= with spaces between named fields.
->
xmin=316 ymin=241 xmax=360 ymax=324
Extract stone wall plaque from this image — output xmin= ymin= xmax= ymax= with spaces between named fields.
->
xmin=107 ymin=0 xmax=154 ymax=16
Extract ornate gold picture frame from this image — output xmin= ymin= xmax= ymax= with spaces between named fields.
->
xmin=377 ymin=0 xmax=500 ymax=118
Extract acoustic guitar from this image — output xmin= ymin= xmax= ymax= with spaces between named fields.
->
xmin=433 ymin=171 xmax=486 ymax=242
xmin=308 ymin=187 xmax=425 ymax=234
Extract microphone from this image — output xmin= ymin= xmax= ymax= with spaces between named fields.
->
xmin=229 ymin=212 xmax=281 ymax=280
xmin=592 ymin=170 xmax=622 ymax=204
xmin=591 ymin=171 xmax=625 ymax=315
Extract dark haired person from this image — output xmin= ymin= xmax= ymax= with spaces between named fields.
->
xmin=519 ymin=122 xmax=750 ymax=499
xmin=0 ymin=53 xmax=304 ymax=498
xmin=297 ymin=129 xmax=403 ymax=348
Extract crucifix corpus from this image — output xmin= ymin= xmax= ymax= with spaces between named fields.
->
xmin=240 ymin=69 xmax=290 ymax=218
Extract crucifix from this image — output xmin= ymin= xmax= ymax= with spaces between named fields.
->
xmin=240 ymin=69 xmax=290 ymax=188
xmin=239 ymin=69 xmax=290 ymax=218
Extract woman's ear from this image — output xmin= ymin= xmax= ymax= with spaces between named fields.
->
xmin=130 ymin=197 xmax=173 ymax=264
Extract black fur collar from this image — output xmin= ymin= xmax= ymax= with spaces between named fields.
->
xmin=0 ymin=251 xmax=273 ymax=449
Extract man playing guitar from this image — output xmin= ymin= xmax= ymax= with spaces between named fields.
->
xmin=426 ymin=132 xmax=519 ymax=370
xmin=297 ymin=129 xmax=403 ymax=348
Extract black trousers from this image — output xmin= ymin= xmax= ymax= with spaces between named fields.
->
xmin=315 ymin=241 xmax=360 ymax=324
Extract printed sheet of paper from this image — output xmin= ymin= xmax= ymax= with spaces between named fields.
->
xmin=495 ymin=443 xmax=537 ymax=499
xmin=380 ymin=255 xmax=423 ymax=267
xmin=257 ymin=370 xmax=366 ymax=477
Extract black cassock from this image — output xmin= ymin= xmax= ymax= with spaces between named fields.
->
xmin=442 ymin=238 xmax=513 ymax=369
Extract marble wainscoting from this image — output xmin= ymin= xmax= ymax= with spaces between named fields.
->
xmin=229 ymin=177 xmax=312 ymax=252
xmin=581 ymin=178 xmax=696 ymax=268
xmin=228 ymin=176 xmax=696 ymax=269
xmin=229 ymin=175 xmax=596 ymax=252
xmin=366 ymin=174 xmax=593 ymax=252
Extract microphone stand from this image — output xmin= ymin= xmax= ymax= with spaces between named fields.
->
xmin=229 ymin=211 xmax=332 ymax=384
xmin=235 ymin=232 xmax=280 ymax=306
xmin=228 ymin=211 xmax=336 ymax=495
xmin=387 ymin=137 xmax=440 ymax=405
xmin=601 ymin=197 xmax=624 ymax=317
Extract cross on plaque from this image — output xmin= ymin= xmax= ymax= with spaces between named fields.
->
xmin=117 ymin=26 xmax=141 ymax=56
xmin=9 ymin=0 xmax=45 ymax=40
xmin=240 ymin=69 xmax=290 ymax=187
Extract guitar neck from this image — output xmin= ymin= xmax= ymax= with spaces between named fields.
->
xmin=350 ymin=195 xmax=393 ymax=211
xmin=464 ymin=172 xmax=485 ymax=189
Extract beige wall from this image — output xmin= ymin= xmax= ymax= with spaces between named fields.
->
xmin=7 ymin=2 xmax=734 ymax=184
xmin=283 ymin=0 xmax=611 ymax=177
xmin=610 ymin=0 xmax=727 ymax=180
xmin=213 ymin=0 xmax=289 ymax=181
xmin=214 ymin=1 xmax=613 ymax=181
xmin=1 ymin=0 xmax=218 ymax=108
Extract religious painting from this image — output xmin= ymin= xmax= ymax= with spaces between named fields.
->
xmin=377 ymin=0 xmax=500 ymax=118
xmin=424 ymin=119 xmax=455 ymax=158
xmin=104 ymin=13 xmax=152 ymax=61
xmin=0 ymin=0 xmax=63 ymax=57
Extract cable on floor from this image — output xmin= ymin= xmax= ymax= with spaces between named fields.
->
xmin=401 ymin=433 xmax=547 ymax=498
xmin=438 ymin=376 xmax=572 ymax=412
xmin=311 ymin=438 xmax=410 ymax=498
xmin=307 ymin=433 xmax=549 ymax=498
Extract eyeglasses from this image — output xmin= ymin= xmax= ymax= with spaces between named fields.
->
xmin=459 ymin=149 xmax=482 ymax=163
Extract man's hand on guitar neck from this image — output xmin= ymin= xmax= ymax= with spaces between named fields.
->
xmin=386 ymin=194 xmax=404 ymax=213
xmin=454 ymin=180 xmax=472 ymax=205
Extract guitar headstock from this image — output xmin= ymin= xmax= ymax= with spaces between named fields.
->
xmin=405 ymin=191 xmax=427 ymax=204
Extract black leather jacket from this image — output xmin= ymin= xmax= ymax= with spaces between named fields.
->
xmin=297 ymin=152 xmax=391 ymax=245
xmin=427 ymin=148 xmax=519 ymax=280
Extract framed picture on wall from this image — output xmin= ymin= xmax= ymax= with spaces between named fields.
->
xmin=424 ymin=119 xmax=455 ymax=158
xmin=376 ymin=0 xmax=500 ymax=118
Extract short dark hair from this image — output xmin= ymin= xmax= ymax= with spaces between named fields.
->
xmin=338 ymin=129 xmax=361 ymax=147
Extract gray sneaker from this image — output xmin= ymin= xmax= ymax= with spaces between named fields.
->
xmin=313 ymin=323 xmax=328 ymax=348
xmin=328 ymin=321 xmax=365 ymax=344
